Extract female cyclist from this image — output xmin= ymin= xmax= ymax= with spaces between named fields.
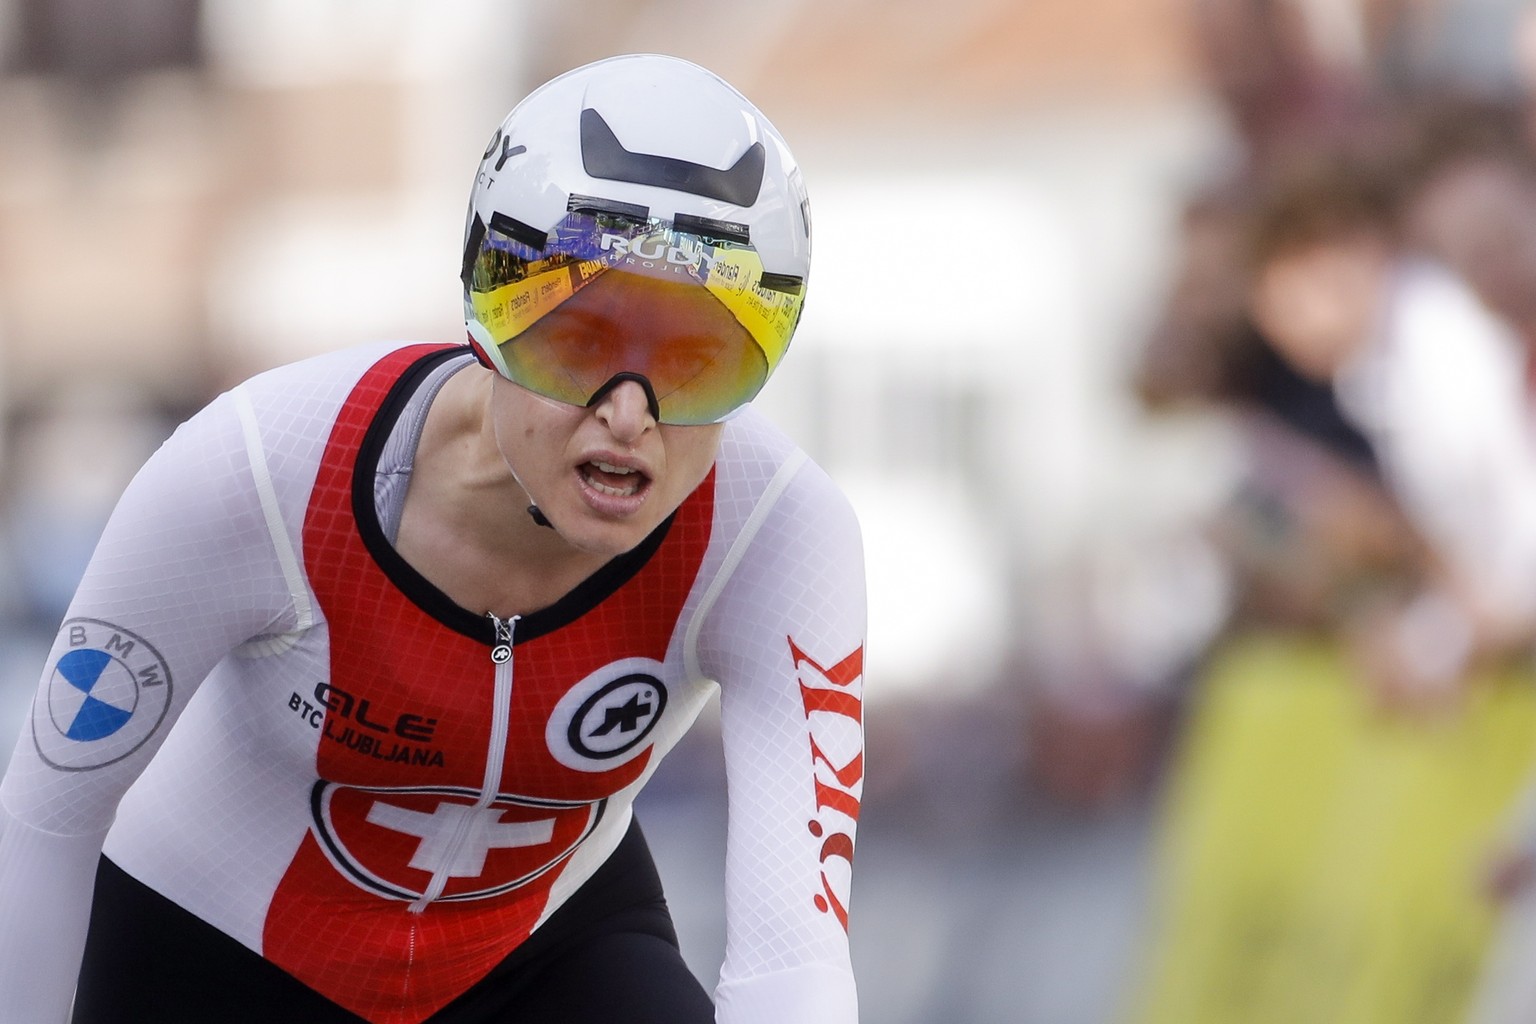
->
xmin=0 ymin=53 xmax=865 ymax=1024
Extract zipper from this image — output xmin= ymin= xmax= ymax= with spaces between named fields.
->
xmin=407 ymin=612 xmax=519 ymax=913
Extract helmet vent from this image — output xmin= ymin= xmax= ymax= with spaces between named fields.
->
xmin=672 ymin=213 xmax=750 ymax=245
xmin=580 ymin=108 xmax=765 ymax=207
xmin=567 ymin=194 xmax=651 ymax=223
xmin=758 ymin=272 xmax=804 ymax=296
xmin=488 ymin=211 xmax=549 ymax=251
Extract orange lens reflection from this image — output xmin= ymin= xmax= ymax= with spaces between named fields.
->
xmin=499 ymin=268 xmax=768 ymax=424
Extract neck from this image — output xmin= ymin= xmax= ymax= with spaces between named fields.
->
xmin=399 ymin=368 xmax=608 ymax=615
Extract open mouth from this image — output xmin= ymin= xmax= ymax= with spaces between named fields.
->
xmin=578 ymin=459 xmax=650 ymax=498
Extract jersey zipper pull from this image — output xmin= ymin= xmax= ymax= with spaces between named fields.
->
xmin=489 ymin=613 xmax=514 ymax=665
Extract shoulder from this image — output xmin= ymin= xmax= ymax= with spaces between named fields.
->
xmin=713 ymin=407 xmax=862 ymax=551
xmin=147 ymin=342 xmax=452 ymax=514
xmin=223 ymin=341 xmax=455 ymax=453
xmin=691 ymin=410 xmax=865 ymax=678
xmin=235 ymin=340 xmax=442 ymax=407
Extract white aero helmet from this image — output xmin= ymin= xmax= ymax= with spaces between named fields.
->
xmin=461 ymin=53 xmax=812 ymax=425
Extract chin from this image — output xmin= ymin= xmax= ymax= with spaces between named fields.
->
xmin=555 ymin=512 xmax=655 ymax=558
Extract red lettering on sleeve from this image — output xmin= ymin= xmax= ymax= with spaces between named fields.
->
xmin=789 ymin=637 xmax=865 ymax=933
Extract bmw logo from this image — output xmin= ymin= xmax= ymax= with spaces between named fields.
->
xmin=33 ymin=618 xmax=172 ymax=771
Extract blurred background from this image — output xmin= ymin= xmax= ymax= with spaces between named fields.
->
xmin=6 ymin=1 xmax=1536 ymax=1021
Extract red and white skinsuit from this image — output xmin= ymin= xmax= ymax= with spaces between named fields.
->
xmin=0 ymin=342 xmax=866 ymax=1024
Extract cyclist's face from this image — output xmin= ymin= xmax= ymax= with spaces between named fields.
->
xmin=490 ymin=372 xmax=722 ymax=557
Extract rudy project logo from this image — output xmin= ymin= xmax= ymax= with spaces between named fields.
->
xmin=601 ymin=232 xmax=707 ymax=265
xmin=311 ymin=782 xmax=605 ymax=902
xmin=545 ymin=658 xmax=669 ymax=773
xmin=34 ymin=618 xmax=172 ymax=771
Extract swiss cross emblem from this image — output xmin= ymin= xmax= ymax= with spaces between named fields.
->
xmin=311 ymin=781 xmax=605 ymax=901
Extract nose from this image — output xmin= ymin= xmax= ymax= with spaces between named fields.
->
xmin=592 ymin=377 xmax=657 ymax=442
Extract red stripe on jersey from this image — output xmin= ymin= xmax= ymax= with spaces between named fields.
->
xmin=263 ymin=346 xmax=714 ymax=1022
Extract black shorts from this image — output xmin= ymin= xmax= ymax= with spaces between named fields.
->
xmin=72 ymin=818 xmax=714 ymax=1023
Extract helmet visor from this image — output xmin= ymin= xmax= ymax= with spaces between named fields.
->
xmin=465 ymin=208 xmax=804 ymax=425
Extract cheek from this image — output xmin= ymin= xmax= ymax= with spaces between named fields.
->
xmin=491 ymin=381 xmax=584 ymax=477
xmin=664 ymin=427 xmax=724 ymax=490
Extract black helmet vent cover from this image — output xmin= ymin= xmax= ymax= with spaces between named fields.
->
xmin=580 ymin=107 xmax=765 ymax=207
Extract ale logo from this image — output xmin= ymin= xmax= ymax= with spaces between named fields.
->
xmin=35 ymin=618 xmax=172 ymax=771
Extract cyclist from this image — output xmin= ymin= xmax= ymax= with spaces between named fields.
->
xmin=0 ymin=53 xmax=865 ymax=1024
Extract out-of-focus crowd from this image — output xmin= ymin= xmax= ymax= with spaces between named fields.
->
xmin=1032 ymin=1 xmax=1536 ymax=1020
xmin=1144 ymin=0 xmax=1536 ymax=716
xmin=1032 ymin=0 xmax=1536 ymax=799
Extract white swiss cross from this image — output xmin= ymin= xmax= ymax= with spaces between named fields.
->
xmin=366 ymin=800 xmax=555 ymax=878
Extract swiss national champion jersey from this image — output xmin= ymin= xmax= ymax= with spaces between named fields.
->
xmin=0 ymin=342 xmax=866 ymax=1024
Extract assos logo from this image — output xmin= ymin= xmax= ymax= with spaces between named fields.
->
xmin=545 ymin=657 xmax=669 ymax=773
xmin=34 ymin=618 xmax=172 ymax=771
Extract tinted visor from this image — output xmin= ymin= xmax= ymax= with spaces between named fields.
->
xmin=464 ymin=207 xmax=804 ymax=425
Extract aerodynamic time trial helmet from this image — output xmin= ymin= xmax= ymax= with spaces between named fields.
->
xmin=461 ymin=53 xmax=812 ymax=425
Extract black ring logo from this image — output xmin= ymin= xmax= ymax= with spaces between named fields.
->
xmin=567 ymin=673 xmax=668 ymax=761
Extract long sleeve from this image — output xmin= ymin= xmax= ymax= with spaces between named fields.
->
xmin=0 ymin=807 xmax=109 ymax=1022
xmin=0 ymin=390 xmax=297 ymax=1021
xmin=695 ymin=452 xmax=866 ymax=1024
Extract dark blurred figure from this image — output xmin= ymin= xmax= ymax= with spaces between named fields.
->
xmin=5 ymin=0 xmax=205 ymax=139
xmin=9 ymin=0 xmax=203 ymax=83
xmin=1140 ymin=150 xmax=1443 ymax=707
xmin=1190 ymin=0 xmax=1387 ymax=169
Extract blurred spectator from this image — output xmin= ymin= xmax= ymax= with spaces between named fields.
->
xmin=1401 ymin=97 xmax=1536 ymax=347
xmin=1245 ymin=150 xmax=1536 ymax=709
xmin=1125 ymin=9 xmax=1536 ymax=1009
xmin=1141 ymin=135 xmax=1536 ymax=706
xmin=1141 ymin=0 xmax=1536 ymax=712
xmin=1136 ymin=157 xmax=1431 ymax=700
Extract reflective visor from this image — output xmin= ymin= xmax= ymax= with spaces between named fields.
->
xmin=464 ymin=207 xmax=804 ymax=425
